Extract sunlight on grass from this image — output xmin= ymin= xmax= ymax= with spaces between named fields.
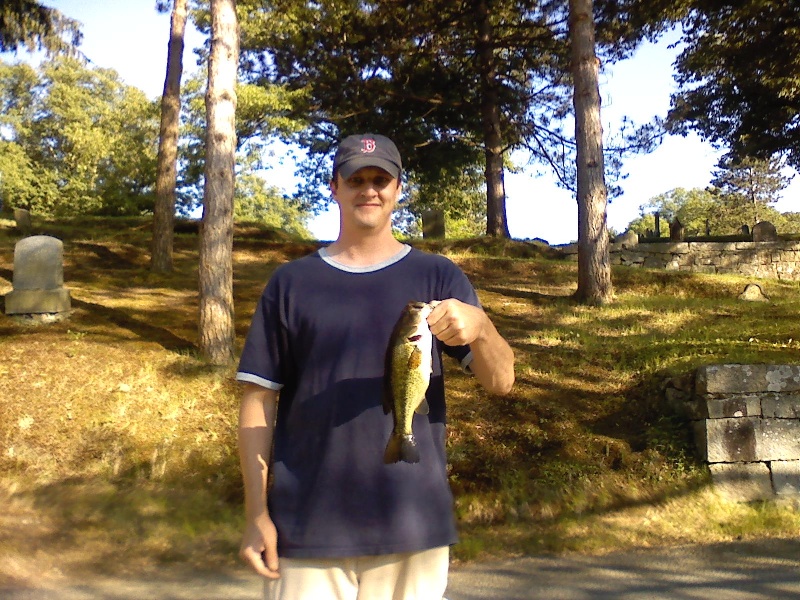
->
xmin=3 ymin=219 xmax=800 ymax=579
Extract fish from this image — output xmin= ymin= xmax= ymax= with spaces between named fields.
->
xmin=383 ymin=301 xmax=434 ymax=464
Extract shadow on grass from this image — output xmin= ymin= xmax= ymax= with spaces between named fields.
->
xmin=71 ymin=242 xmax=141 ymax=270
xmin=5 ymin=474 xmax=242 ymax=582
xmin=482 ymin=285 xmax=574 ymax=304
xmin=70 ymin=297 xmax=195 ymax=353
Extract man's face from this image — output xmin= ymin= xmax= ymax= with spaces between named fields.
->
xmin=330 ymin=166 xmax=401 ymax=232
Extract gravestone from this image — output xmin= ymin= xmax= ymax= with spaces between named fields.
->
xmin=14 ymin=208 xmax=32 ymax=236
xmin=422 ymin=209 xmax=446 ymax=239
xmin=752 ymin=221 xmax=778 ymax=242
xmin=615 ymin=230 xmax=638 ymax=247
xmin=741 ymin=224 xmax=750 ymax=237
xmin=669 ymin=218 xmax=684 ymax=241
xmin=738 ymin=283 xmax=768 ymax=302
xmin=5 ymin=235 xmax=71 ymax=315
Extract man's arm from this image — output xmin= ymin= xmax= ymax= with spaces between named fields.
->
xmin=427 ymin=299 xmax=515 ymax=395
xmin=238 ymin=383 xmax=280 ymax=579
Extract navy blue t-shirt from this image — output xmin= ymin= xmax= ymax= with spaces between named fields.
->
xmin=236 ymin=245 xmax=480 ymax=558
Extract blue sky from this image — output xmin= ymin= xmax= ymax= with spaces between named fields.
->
xmin=29 ymin=1 xmax=800 ymax=243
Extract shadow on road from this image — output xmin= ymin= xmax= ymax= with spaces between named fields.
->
xmin=446 ymin=538 xmax=800 ymax=600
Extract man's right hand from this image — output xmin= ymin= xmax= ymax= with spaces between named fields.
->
xmin=240 ymin=512 xmax=280 ymax=579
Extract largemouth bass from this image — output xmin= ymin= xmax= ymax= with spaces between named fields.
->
xmin=383 ymin=301 xmax=434 ymax=464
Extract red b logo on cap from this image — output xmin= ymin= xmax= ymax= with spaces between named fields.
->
xmin=361 ymin=139 xmax=376 ymax=153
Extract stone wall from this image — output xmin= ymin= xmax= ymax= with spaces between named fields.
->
xmin=559 ymin=240 xmax=800 ymax=281
xmin=667 ymin=364 xmax=800 ymax=501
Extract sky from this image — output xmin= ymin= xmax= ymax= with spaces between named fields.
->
xmin=17 ymin=1 xmax=800 ymax=243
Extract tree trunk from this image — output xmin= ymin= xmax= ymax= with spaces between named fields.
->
xmin=475 ymin=0 xmax=510 ymax=239
xmin=151 ymin=0 xmax=187 ymax=273
xmin=570 ymin=0 xmax=612 ymax=305
xmin=199 ymin=0 xmax=238 ymax=365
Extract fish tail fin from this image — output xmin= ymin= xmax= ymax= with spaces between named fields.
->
xmin=383 ymin=433 xmax=420 ymax=464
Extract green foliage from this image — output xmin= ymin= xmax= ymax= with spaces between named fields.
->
xmin=234 ymin=171 xmax=310 ymax=238
xmin=709 ymin=155 xmax=793 ymax=228
xmin=628 ymin=187 xmax=717 ymax=237
xmin=668 ymin=1 xmax=800 ymax=168
xmin=176 ymin=74 xmax=309 ymax=218
xmin=0 ymin=0 xmax=82 ymax=56
xmin=0 ymin=139 xmax=57 ymax=212
xmin=629 ymin=156 xmax=796 ymax=237
xmin=236 ymin=0 xmax=571 ymax=210
xmin=0 ymin=57 xmax=159 ymax=216
xmin=406 ymin=164 xmax=488 ymax=238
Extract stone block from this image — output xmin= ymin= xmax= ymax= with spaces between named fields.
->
xmin=704 ymin=395 xmax=762 ymax=419
xmin=762 ymin=393 xmax=800 ymax=418
xmin=5 ymin=288 xmax=71 ymax=314
xmin=619 ymin=251 xmax=645 ymax=265
xmin=643 ymin=256 xmax=665 ymax=268
xmin=698 ymin=417 xmax=758 ymax=463
xmin=661 ymin=242 xmax=690 ymax=254
xmin=683 ymin=397 xmax=709 ymax=420
xmin=694 ymin=265 xmax=717 ymax=274
xmin=771 ymin=460 xmax=800 ymax=495
xmin=758 ymin=419 xmax=800 ymax=461
xmin=696 ymin=364 xmax=800 ymax=395
xmin=708 ymin=462 xmax=773 ymax=501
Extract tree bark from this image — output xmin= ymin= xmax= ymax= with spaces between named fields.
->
xmin=151 ymin=0 xmax=187 ymax=273
xmin=199 ymin=0 xmax=238 ymax=365
xmin=475 ymin=0 xmax=510 ymax=238
xmin=570 ymin=0 xmax=612 ymax=305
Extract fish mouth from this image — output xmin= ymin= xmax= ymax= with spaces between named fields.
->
xmin=407 ymin=334 xmax=423 ymax=342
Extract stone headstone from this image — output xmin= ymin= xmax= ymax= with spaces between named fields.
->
xmin=5 ymin=235 xmax=71 ymax=315
xmin=752 ymin=221 xmax=778 ymax=242
xmin=741 ymin=224 xmax=750 ymax=237
xmin=738 ymin=283 xmax=768 ymax=302
xmin=13 ymin=208 xmax=32 ymax=236
xmin=615 ymin=230 xmax=638 ymax=247
xmin=422 ymin=209 xmax=446 ymax=239
xmin=669 ymin=218 xmax=684 ymax=241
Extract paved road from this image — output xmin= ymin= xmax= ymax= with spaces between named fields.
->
xmin=445 ymin=539 xmax=800 ymax=600
xmin=3 ymin=539 xmax=800 ymax=599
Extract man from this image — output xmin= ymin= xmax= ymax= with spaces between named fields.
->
xmin=236 ymin=133 xmax=514 ymax=599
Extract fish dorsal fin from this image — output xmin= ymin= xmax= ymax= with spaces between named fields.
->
xmin=415 ymin=398 xmax=430 ymax=415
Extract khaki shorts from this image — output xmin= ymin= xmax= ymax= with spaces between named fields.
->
xmin=263 ymin=545 xmax=449 ymax=600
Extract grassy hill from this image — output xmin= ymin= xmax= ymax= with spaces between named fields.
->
xmin=2 ymin=216 xmax=800 ymax=585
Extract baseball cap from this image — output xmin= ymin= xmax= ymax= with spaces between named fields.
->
xmin=333 ymin=134 xmax=402 ymax=180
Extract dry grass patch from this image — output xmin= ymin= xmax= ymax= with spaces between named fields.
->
xmin=3 ymin=222 xmax=800 ymax=580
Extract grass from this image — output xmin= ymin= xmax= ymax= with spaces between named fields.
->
xmin=2 ymin=216 xmax=800 ymax=585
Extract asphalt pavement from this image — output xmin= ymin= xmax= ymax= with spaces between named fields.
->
xmin=2 ymin=538 xmax=800 ymax=599
xmin=444 ymin=538 xmax=800 ymax=600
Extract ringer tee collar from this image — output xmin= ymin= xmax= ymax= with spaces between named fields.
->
xmin=318 ymin=244 xmax=411 ymax=273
